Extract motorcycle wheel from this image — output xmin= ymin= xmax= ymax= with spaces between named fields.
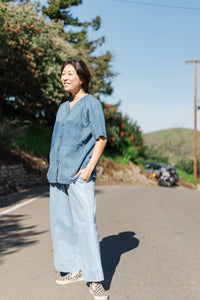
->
xmin=158 ymin=180 xmax=172 ymax=187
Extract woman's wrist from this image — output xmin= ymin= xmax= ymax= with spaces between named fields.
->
xmin=85 ymin=165 xmax=94 ymax=174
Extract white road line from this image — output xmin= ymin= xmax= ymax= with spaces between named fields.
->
xmin=0 ymin=193 xmax=48 ymax=217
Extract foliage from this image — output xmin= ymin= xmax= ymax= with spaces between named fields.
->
xmin=0 ymin=113 xmax=27 ymax=156
xmin=42 ymin=0 xmax=99 ymax=29
xmin=143 ymin=128 xmax=200 ymax=165
xmin=103 ymin=102 xmax=144 ymax=162
xmin=0 ymin=2 xmax=77 ymax=124
xmin=144 ymin=144 xmax=169 ymax=165
xmin=1 ymin=100 xmax=146 ymax=164
xmin=0 ymin=1 xmax=114 ymax=125
xmin=42 ymin=0 xmax=115 ymax=97
xmin=15 ymin=121 xmax=52 ymax=157
xmin=176 ymin=168 xmax=200 ymax=185
xmin=0 ymin=1 xmax=147 ymax=167
xmin=0 ymin=112 xmax=51 ymax=158
xmin=175 ymin=158 xmax=200 ymax=176
xmin=0 ymin=3 xmax=7 ymax=53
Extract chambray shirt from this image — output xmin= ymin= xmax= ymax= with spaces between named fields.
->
xmin=47 ymin=95 xmax=107 ymax=184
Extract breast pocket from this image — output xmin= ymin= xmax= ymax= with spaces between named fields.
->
xmin=62 ymin=120 xmax=82 ymax=149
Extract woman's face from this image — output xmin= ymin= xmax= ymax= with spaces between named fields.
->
xmin=61 ymin=64 xmax=82 ymax=93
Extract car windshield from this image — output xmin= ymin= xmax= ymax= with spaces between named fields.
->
xmin=144 ymin=163 xmax=162 ymax=170
xmin=153 ymin=164 xmax=162 ymax=170
xmin=144 ymin=163 xmax=177 ymax=172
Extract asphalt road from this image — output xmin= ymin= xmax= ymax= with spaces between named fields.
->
xmin=0 ymin=185 xmax=200 ymax=300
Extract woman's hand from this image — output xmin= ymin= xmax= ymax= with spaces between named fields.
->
xmin=74 ymin=136 xmax=107 ymax=183
xmin=74 ymin=168 xmax=92 ymax=182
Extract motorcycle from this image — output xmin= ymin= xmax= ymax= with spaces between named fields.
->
xmin=157 ymin=168 xmax=176 ymax=187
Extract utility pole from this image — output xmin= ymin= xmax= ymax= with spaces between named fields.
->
xmin=186 ymin=58 xmax=200 ymax=184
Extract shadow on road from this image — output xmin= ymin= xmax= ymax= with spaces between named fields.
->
xmin=0 ymin=214 xmax=47 ymax=264
xmin=100 ymin=231 xmax=139 ymax=290
xmin=0 ymin=186 xmax=49 ymax=209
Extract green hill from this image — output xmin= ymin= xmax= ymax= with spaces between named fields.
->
xmin=143 ymin=128 xmax=200 ymax=165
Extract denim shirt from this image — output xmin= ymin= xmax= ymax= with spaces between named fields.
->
xmin=47 ymin=95 xmax=107 ymax=184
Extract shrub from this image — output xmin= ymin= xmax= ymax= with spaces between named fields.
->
xmin=144 ymin=145 xmax=169 ymax=164
xmin=176 ymin=158 xmax=200 ymax=176
xmin=0 ymin=114 xmax=26 ymax=157
xmin=123 ymin=146 xmax=138 ymax=162
xmin=103 ymin=101 xmax=145 ymax=162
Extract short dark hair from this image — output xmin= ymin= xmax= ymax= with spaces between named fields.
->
xmin=61 ymin=59 xmax=91 ymax=93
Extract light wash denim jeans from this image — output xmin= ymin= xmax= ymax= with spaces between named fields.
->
xmin=50 ymin=177 xmax=104 ymax=282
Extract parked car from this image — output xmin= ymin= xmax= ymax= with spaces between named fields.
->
xmin=144 ymin=162 xmax=163 ymax=176
xmin=144 ymin=162 xmax=179 ymax=186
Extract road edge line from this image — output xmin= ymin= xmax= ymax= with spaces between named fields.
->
xmin=0 ymin=193 xmax=48 ymax=217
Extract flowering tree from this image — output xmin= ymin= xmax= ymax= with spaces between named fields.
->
xmin=0 ymin=2 xmax=77 ymax=124
xmin=0 ymin=1 xmax=145 ymax=164
xmin=103 ymin=102 xmax=146 ymax=162
xmin=0 ymin=1 xmax=114 ymax=125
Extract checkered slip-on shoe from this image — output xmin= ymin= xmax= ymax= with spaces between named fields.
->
xmin=56 ymin=271 xmax=83 ymax=285
xmin=89 ymin=283 xmax=109 ymax=300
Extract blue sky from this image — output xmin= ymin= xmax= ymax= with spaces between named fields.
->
xmin=68 ymin=0 xmax=200 ymax=133
xmin=43 ymin=0 xmax=200 ymax=133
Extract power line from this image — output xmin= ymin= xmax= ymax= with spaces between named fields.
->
xmin=159 ymin=106 xmax=193 ymax=131
xmin=111 ymin=0 xmax=200 ymax=12
xmin=176 ymin=109 xmax=194 ymax=128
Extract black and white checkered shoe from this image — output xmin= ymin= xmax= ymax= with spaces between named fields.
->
xmin=56 ymin=271 xmax=83 ymax=285
xmin=89 ymin=283 xmax=109 ymax=300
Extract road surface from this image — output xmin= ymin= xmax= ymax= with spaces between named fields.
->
xmin=0 ymin=185 xmax=200 ymax=300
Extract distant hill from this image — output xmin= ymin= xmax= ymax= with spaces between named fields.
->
xmin=143 ymin=128 xmax=200 ymax=165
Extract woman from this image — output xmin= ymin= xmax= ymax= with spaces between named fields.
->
xmin=47 ymin=59 xmax=109 ymax=300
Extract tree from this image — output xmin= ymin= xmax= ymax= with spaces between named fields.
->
xmin=0 ymin=3 xmax=7 ymax=53
xmin=42 ymin=0 xmax=115 ymax=97
xmin=0 ymin=2 xmax=76 ymax=124
xmin=103 ymin=102 xmax=146 ymax=162
xmin=42 ymin=0 xmax=94 ymax=27
xmin=0 ymin=1 xmax=115 ymax=124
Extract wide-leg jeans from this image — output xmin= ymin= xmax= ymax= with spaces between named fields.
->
xmin=50 ymin=177 xmax=104 ymax=282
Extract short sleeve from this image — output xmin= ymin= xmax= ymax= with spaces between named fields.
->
xmin=89 ymin=98 xmax=107 ymax=140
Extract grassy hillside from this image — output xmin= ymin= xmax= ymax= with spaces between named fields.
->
xmin=143 ymin=128 xmax=200 ymax=165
